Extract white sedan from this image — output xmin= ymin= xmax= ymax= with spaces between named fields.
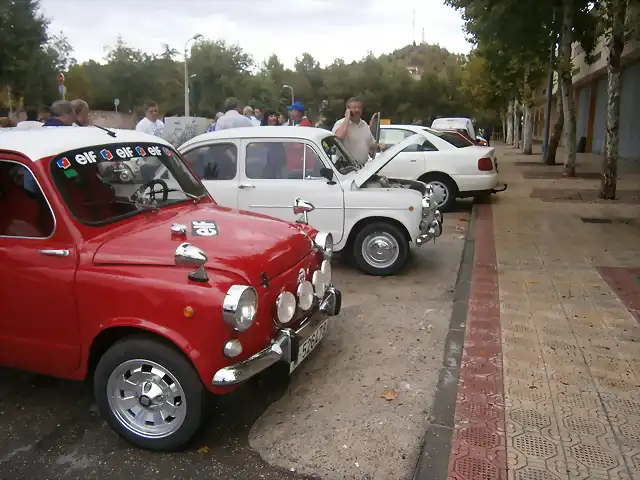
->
xmin=377 ymin=124 xmax=507 ymax=211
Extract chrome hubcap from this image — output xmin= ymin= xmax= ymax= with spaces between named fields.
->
xmin=428 ymin=181 xmax=449 ymax=208
xmin=362 ymin=232 xmax=399 ymax=269
xmin=107 ymin=359 xmax=186 ymax=439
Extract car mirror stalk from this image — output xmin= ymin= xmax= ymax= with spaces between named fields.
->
xmin=174 ymin=242 xmax=209 ymax=282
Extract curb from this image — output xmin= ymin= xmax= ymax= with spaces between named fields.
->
xmin=412 ymin=205 xmax=477 ymax=480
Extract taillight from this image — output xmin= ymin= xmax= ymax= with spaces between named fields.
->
xmin=478 ymin=157 xmax=493 ymax=171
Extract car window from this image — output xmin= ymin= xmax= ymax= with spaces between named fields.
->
xmin=183 ymin=143 xmax=238 ymax=180
xmin=380 ymin=129 xmax=411 ymax=146
xmin=50 ymin=142 xmax=206 ymax=226
xmin=402 ymin=140 xmax=439 ymax=153
xmin=0 ymin=160 xmax=55 ymax=238
xmin=320 ymin=135 xmax=360 ymax=174
xmin=246 ymin=142 xmax=323 ymax=179
xmin=422 ymin=128 xmax=473 ymax=148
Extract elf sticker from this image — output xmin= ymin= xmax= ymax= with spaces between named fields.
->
xmin=192 ymin=220 xmax=218 ymax=236
xmin=57 ymin=157 xmax=71 ymax=169
xmin=115 ymin=147 xmax=134 ymax=158
xmin=135 ymin=146 xmax=147 ymax=156
xmin=100 ymin=149 xmax=113 ymax=160
xmin=75 ymin=151 xmax=98 ymax=165
xmin=147 ymin=145 xmax=162 ymax=156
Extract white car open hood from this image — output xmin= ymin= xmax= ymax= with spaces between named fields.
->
xmin=353 ymin=133 xmax=427 ymax=188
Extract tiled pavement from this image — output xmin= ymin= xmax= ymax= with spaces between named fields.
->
xmin=447 ymin=145 xmax=640 ymax=480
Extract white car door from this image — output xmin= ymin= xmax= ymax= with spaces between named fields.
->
xmin=378 ymin=127 xmax=432 ymax=180
xmin=236 ymin=138 xmax=346 ymax=244
xmin=180 ymin=141 xmax=240 ymax=209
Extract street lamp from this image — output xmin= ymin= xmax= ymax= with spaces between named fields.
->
xmin=184 ymin=33 xmax=203 ymax=117
xmin=282 ymin=84 xmax=294 ymax=106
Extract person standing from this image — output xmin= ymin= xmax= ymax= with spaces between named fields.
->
xmin=484 ymin=124 xmax=493 ymax=146
xmin=71 ymin=99 xmax=91 ymax=126
xmin=332 ymin=97 xmax=384 ymax=166
xmin=16 ymin=107 xmax=43 ymax=130
xmin=260 ymin=109 xmax=279 ymax=126
xmin=215 ymin=97 xmax=254 ymax=131
xmin=287 ymin=102 xmax=312 ymax=126
xmin=243 ymin=106 xmax=261 ymax=126
xmin=135 ymin=101 xmax=164 ymax=137
xmin=254 ymin=106 xmax=265 ymax=124
xmin=43 ymin=100 xmax=76 ymax=126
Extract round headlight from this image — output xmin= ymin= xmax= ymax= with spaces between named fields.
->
xmin=223 ymin=285 xmax=257 ymax=332
xmin=276 ymin=291 xmax=296 ymax=324
xmin=320 ymin=260 xmax=331 ymax=285
xmin=314 ymin=232 xmax=334 ymax=257
xmin=312 ymin=270 xmax=326 ymax=298
xmin=297 ymin=281 xmax=314 ymax=311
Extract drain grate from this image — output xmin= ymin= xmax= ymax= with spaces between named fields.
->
xmin=571 ymin=443 xmax=617 ymax=469
xmin=581 ymin=217 xmax=613 ymax=224
xmin=454 ymin=457 xmax=498 ymax=480
xmin=514 ymin=434 xmax=557 ymax=458
xmin=516 ymin=467 xmax=562 ymax=480
xmin=510 ymin=408 xmax=551 ymax=430
xmin=459 ymin=426 xmax=500 ymax=448
xmin=564 ymin=415 xmax=605 ymax=436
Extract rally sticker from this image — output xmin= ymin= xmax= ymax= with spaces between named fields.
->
xmin=57 ymin=157 xmax=71 ymax=169
xmin=100 ymin=149 xmax=113 ymax=160
xmin=135 ymin=146 xmax=147 ymax=156
xmin=162 ymin=147 xmax=172 ymax=156
xmin=191 ymin=220 xmax=218 ymax=236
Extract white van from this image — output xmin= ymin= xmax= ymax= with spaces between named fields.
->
xmin=431 ymin=117 xmax=476 ymax=141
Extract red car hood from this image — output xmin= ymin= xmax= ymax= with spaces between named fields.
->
xmin=93 ymin=204 xmax=313 ymax=284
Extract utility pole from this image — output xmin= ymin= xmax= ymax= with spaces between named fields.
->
xmin=542 ymin=9 xmax=556 ymax=158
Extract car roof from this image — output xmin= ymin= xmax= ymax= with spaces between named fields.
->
xmin=187 ymin=126 xmax=333 ymax=144
xmin=0 ymin=126 xmax=173 ymax=161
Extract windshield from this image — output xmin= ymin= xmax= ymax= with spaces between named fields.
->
xmin=50 ymin=142 xmax=206 ymax=226
xmin=422 ymin=127 xmax=473 ymax=148
xmin=320 ymin=135 xmax=361 ymax=175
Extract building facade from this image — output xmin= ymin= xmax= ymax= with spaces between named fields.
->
xmin=532 ymin=31 xmax=640 ymax=160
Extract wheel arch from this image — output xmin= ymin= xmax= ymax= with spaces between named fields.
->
xmin=345 ymin=215 xmax=411 ymax=250
xmin=418 ymin=171 xmax=459 ymax=191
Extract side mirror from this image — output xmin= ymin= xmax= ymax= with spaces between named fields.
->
xmin=174 ymin=242 xmax=209 ymax=282
xmin=320 ymin=167 xmax=334 ymax=182
xmin=293 ymin=198 xmax=315 ymax=225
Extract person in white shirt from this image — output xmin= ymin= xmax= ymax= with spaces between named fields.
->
xmin=135 ymin=101 xmax=165 ymax=137
xmin=215 ymin=97 xmax=254 ymax=131
xmin=243 ymin=105 xmax=261 ymax=126
xmin=15 ymin=107 xmax=43 ymax=130
xmin=332 ymin=97 xmax=385 ymax=166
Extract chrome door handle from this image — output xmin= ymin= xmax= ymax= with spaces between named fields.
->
xmin=39 ymin=249 xmax=70 ymax=257
xmin=238 ymin=184 xmax=255 ymax=189
xmin=410 ymin=159 xmax=417 ymax=162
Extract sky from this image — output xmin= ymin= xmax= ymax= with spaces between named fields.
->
xmin=39 ymin=0 xmax=471 ymax=68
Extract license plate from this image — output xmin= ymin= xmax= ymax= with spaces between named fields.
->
xmin=289 ymin=320 xmax=328 ymax=373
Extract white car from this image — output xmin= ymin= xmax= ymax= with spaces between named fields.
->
xmin=173 ymin=126 xmax=443 ymax=276
xmin=377 ymin=124 xmax=507 ymax=211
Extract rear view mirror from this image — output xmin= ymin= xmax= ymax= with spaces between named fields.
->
xmin=320 ymin=167 xmax=334 ymax=181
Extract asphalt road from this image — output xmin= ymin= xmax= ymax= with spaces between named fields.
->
xmin=0 ymin=202 xmax=471 ymax=480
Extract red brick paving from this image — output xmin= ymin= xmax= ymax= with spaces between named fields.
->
xmin=597 ymin=266 xmax=640 ymax=322
xmin=447 ymin=204 xmax=507 ymax=480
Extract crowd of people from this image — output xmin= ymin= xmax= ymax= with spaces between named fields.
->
xmin=1 ymin=95 xmax=385 ymax=167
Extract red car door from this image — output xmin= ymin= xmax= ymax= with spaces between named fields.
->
xmin=0 ymin=155 xmax=81 ymax=378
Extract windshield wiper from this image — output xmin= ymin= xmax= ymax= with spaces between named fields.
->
xmin=91 ymin=124 xmax=117 ymax=138
xmin=165 ymin=188 xmax=200 ymax=200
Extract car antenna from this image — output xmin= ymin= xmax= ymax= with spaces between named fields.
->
xmin=91 ymin=124 xmax=117 ymax=138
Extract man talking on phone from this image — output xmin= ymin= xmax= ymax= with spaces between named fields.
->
xmin=332 ymin=97 xmax=385 ymax=166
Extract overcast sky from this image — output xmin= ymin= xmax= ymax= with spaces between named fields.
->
xmin=39 ymin=0 xmax=470 ymax=68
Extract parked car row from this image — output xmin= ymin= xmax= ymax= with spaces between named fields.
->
xmin=0 ymin=121 xmax=504 ymax=452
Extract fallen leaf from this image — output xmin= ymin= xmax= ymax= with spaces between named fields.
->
xmin=358 ymin=314 xmax=365 ymax=319
xmin=455 ymin=225 xmax=465 ymax=231
xmin=381 ymin=390 xmax=397 ymax=401
xmin=197 ymin=446 xmax=210 ymax=453
xmin=457 ymin=216 xmax=468 ymax=222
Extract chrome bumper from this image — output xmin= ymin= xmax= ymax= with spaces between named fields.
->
xmin=212 ymin=286 xmax=341 ymax=387
xmin=416 ymin=210 xmax=443 ymax=246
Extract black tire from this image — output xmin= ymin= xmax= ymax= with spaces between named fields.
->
xmin=94 ymin=336 xmax=207 ymax=451
xmin=352 ymin=221 xmax=409 ymax=276
xmin=419 ymin=173 xmax=458 ymax=212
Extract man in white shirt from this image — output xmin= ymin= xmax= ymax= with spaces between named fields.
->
xmin=15 ymin=107 xmax=43 ymax=130
xmin=243 ymin=105 xmax=261 ymax=126
xmin=135 ymin=101 xmax=165 ymax=137
xmin=332 ymin=97 xmax=384 ymax=166
xmin=215 ymin=97 xmax=254 ymax=131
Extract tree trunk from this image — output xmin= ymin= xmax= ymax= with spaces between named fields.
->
xmin=523 ymin=67 xmax=534 ymax=154
xmin=599 ymin=0 xmax=628 ymax=200
xmin=513 ymin=98 xmax=521 ymax=148
xmin=502 ymin=112 xmax=507 ymax=142
xmin=560 ymin=0 xmax=577 ymax=176
xmin=544 ymin=91 xmax=564 ymax=164
xmin=506 ymin=101 xmax=514 ymax=144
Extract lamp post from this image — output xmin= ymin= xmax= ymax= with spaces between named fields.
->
xmin=184 ymin=34 xmax=203 ymax=117
xmin=282 ymin=84 xmax=294 ymax=106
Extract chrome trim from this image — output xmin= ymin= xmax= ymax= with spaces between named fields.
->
xmin=212 ymin=287 xmax=340 ymax=387
xmin=39 ymin=249 xmax=70 ymax=257
xmin=223 ymin=339 xmax=243 ymax=358
xmin=293 ymin=198 xmax=315 ymax=225
xmin=222 ymin=285 xmax=258 ymax=331
xmin=416 ymin=218 xmax=443 ymax=246
xmin=249 ymin=205 xmax=342 ymax=209
xmin=314 ymin=231 xmax=333 ymax=257
xmin=170 ymin=223 xmax=187 ymax=235
xmin=174 ymin=242 xmax=209 ymax=282
xmin=0 ymin=159 xmax=57 ymax=240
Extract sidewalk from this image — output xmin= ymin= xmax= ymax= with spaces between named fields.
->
xmin=423 ymin=144 xmax=640 ymax=480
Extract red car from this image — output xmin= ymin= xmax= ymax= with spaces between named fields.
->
xmin=0 ymin=127 xmax=340 ymax=451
